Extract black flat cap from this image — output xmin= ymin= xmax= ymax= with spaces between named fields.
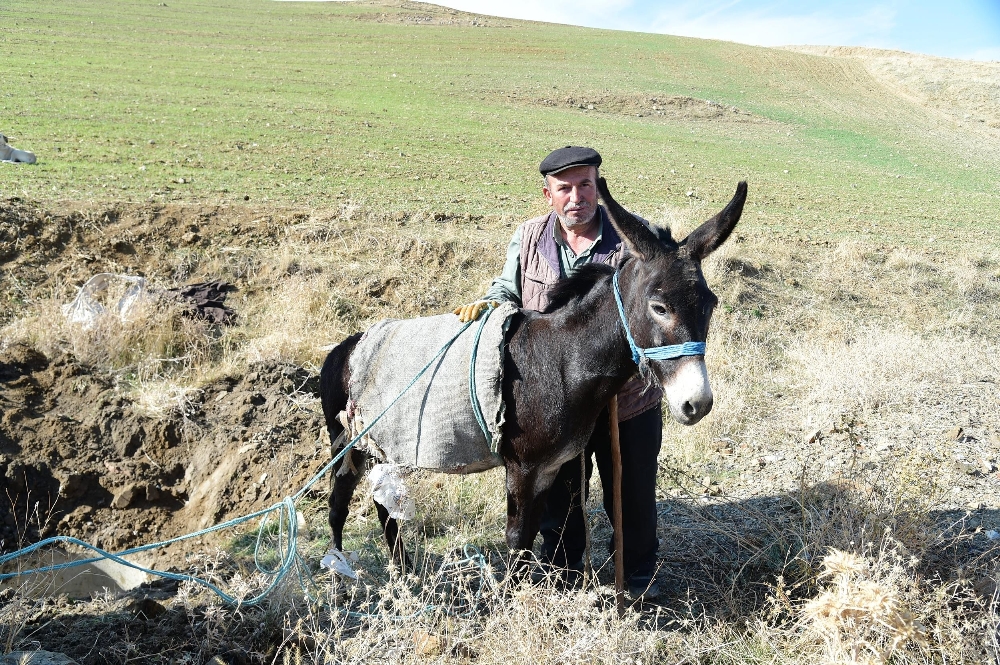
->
xmin=539 ymin=146 xmax=602 ymax=176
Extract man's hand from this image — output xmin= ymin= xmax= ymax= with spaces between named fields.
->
xmin=453 ymin=300 xmax=498 ymax=323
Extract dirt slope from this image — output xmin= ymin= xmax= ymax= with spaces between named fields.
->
xmin=787 ymin=45 xmax=1000 ymax=132
xmin=0 ymin=199 xmax=335 ymax=568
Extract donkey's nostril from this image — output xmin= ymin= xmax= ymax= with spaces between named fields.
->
xmin=682 ymin=401 xmax=697 ymax=417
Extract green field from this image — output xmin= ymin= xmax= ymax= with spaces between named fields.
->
xmin=3 ymin=0 xmax=998 ymax=243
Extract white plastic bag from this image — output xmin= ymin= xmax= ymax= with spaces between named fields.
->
xmin=368 ymin=463 xmax=416 ymax=521
xmin=62 ymin=273 xmax=148 ymax=329
xmin=320 ymin=547 xmax=359 ymax=580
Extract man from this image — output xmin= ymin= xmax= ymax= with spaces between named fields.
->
xmin=454 ymin=146 xmax=663 ymax=599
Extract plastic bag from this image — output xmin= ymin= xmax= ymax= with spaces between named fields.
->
xmin=62 ymin=273 xmax=147 ymax=329
xmin=320 ymin=547 xmax=359 ymax=580
xmin=368 ymin=463 xmax=416 ymax=521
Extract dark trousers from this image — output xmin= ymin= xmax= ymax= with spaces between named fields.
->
xmin=539 ymin=404 xmax=662 ymax=580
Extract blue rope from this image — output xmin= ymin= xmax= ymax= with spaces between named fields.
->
xmin=0 ymin=313 xmax=498 ymax=609
xmin=468 ymin=303 xmax=497 ymax=451
xmin=612 ymin=270 xmax=706 ymax=365
xmin=0 ymin=498 xmax=300 ymax=607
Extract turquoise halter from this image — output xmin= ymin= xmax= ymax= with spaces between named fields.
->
xmin=612 ymin=270 xmax=706 ymax=366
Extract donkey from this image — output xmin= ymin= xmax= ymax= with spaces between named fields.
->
xmin=320 ymin=177 xmax=747 ymax=567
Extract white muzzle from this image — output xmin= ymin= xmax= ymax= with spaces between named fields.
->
xmin=662 ymin=358 xmax=713 ymax=425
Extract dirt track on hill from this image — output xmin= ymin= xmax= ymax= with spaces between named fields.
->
xmin=786 ymin=46 xmax=1000 ymax=141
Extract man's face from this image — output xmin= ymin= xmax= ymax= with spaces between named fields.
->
xmin=543 ymin=165 xmax=599 ymax=229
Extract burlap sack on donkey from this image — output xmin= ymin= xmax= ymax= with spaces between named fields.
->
xmin=344 ymin=302 xmax=518 ymax=473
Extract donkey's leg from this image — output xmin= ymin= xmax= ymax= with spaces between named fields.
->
xmin=328 ymin=447 xmax=363 ymax=551
xmin=374 ymin=502 xmax=410 ymax=572
xmin=504 ymin=462 xmax=560 ymax=569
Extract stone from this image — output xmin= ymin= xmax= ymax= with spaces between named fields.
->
xmin=946 ymin=426 xmax=964 ymax=440
xmin=954 ymin=460 xmax=980 ymax=475
xmin=112 ymin=484 xmax=143 ymax=509
xmin=412 ymin=631 xmax=444 ymax=657
xmin=125 ymin=596 xmax=167 ymax=619
xmin=181 ymin=231 xmax=200 ymax=243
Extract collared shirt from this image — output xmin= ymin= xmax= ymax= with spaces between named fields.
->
xmin=483 ymin=218 xmax=603 ymax=305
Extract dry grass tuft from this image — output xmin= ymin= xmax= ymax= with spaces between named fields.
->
xmin=801 ymin=546 xmax=928 ymax=664
xmin=4 ymin=285 xmax=217 ymax=377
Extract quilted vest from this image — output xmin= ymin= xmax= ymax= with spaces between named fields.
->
xmin=517 ymin=206 xmax=663 ymax=421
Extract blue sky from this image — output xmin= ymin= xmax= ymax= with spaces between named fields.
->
xmin=424 ymin=0 xmax=1000 ymax=61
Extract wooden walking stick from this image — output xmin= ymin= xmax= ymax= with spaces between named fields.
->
xmin=581 ymin=450 xmax=593 ymax=585
xmin=609 ymin=396 xmax=625 ymax=617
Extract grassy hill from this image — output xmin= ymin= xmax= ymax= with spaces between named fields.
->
xmin=2 ymin=3 xmax=999 ymax=663
xmin=3 ymin=0 xmax=998 ymax=244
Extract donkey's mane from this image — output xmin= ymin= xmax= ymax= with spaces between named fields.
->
xmin=541 ymin=263 xmax=616 ymax=314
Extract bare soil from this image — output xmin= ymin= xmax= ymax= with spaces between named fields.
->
xmin=786 ymin=46 xmax=1000 ymax=132
xmin=511 ymin=92 xmax=765 ymax=122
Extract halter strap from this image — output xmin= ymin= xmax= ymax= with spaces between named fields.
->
xmin=612 ymin=270 xmax=706 ymax=366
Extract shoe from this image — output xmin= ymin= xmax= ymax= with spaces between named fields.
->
xmin=627 ymin=576 xmax=661 ymax=601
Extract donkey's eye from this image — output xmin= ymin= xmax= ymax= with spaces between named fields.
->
xmin=650 ymin=302 xmax=670 ymax=316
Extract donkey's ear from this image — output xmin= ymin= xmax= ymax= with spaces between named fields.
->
xmin=597 ymin=177 xmax=662 ymax=260
xmin=683 ymin=181 xmax=747 ymax=261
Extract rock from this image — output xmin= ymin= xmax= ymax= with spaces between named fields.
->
xmin=2 ymin=652 xmax=81 ymax=665
xmin=412 ymin=630 xmax=444 ymax=657
xmin=125 ymin=596 xmax=167 ymax=619
xmin=57 ymin=473 xmax=91 ymax=498
xmin=946 ymin=426 xmax=964 ymax=440
xmin=181 ymin=231 xmax=200 ymax=243
xmin=58 ymin=504 xmax=94 ymax=527
xmin=806 ymin=429 xmax=822 ymax=443
xmin=112 ymin=420 xmax=144 ymax=457
xmin=145 ymin=485 xmax=161 ymax=502
xmin=954 ymin=460 xmax=980 ymax=475
xmin=113 ymin=484 xmax=143 ymax=509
